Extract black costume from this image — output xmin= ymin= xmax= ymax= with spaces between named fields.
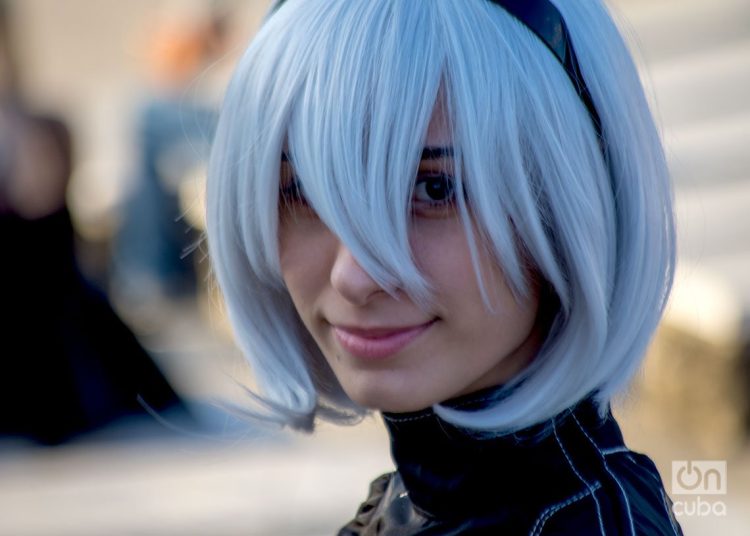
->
xmin=339 ymin=390 xmax=683 ymax=535
xmin=0 ymin=208 xmax=185 ymax=444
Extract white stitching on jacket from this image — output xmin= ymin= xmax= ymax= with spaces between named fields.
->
xmin=601 ymin=446 xmax=630 ymax=456
xmin=382 ymin=394 xmax=507 ymax=423
xmin=382 ymin=412 xmax=435 ymax=423
xmin=572 ymin=414 xmax=637 ymax=536
xmin=552 ymin=421 xmax=606 ymax=535
xmin=529 ymin=481 xmax=603 ymax=536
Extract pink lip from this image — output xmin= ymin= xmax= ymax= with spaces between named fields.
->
xmin=332 ymin=320 xmax=436 ymax=360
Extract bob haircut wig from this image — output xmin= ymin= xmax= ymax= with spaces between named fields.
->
xmin=206 ymin=0 xmax=675 ymax=433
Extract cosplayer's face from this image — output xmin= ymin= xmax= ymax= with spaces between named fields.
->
xmin=278 ymin=103 xmax=543 ymax=413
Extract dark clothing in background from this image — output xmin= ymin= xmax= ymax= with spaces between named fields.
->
xmin=339 ymin=391 xmax=683 ymax=535
xmin=114 ymin=98 xmax=215 ymax=299
xmin=0 ymin=207 xmax=184 ymax=445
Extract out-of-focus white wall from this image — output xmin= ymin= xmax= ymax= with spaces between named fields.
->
xmin=6 ymin=0 xmax=270 ymax=239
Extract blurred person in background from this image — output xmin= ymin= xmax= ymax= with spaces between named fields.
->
xmin=0 ymin=0 xmax=186 ymax=445
xmin=111 ymin=8 xmax=227 ymax=325
xmin=207 ymin=0 xmax=683 ymax=533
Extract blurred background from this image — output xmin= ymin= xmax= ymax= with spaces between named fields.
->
xmin=0 ymin=0 xmax=748 ymax=534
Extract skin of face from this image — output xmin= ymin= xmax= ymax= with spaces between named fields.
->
xmin=278 ymin=103 xmax=544 ymax=413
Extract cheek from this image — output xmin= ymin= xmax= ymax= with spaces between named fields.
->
xmin=410 ymin=219 xmax=534 ymax=320
xmin=409 ymin=218 xmax=488 ymax=300
xmin=278 ymin=219 xmax=334 ymax=312
xmin=410 ymin=219 xmax=472 ymax=283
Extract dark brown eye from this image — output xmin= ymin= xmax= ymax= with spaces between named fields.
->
xmin=411 ymin=173 xmax=457 ymax=218
xmin=414 ymin=173 xmax=455 ymax=203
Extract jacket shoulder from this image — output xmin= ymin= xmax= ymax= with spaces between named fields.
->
xmin=532 ymin=449 xmax=683 ymax=535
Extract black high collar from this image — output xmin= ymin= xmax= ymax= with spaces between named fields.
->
xmin=381 ymin=389 xmax=627 ymax=520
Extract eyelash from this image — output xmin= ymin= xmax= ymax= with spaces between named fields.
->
xmin=278 ymin=172 xmax=458 ymax=215
xmin=412 ymin=172 xmax=457 ymax=212
xmin=279 ymin=178 xmax=306 ymax=205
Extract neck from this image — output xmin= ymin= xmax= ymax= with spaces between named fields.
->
xmin=382 ymin=389 xmax=625 ymax=519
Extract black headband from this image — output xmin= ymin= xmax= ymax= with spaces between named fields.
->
xmin=486 ymin=0 xmax=603 ymax=140
xmin=271 ymin=0 xmax=603 ymax=142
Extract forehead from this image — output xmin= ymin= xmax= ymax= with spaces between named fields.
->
xmin=425 ymin=97 xmax=451 ymax=147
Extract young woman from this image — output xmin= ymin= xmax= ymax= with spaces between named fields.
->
xmin=206 ymin=0 xmax=683 ymax=533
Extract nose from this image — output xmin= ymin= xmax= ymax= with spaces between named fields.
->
xmin=330 ymin=242 xmax=383 ymax=306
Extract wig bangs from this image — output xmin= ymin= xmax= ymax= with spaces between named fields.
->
xmin=255 ymin=0 xmax=569 ymax=309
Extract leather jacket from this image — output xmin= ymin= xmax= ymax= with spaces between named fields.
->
xmin=338 ymin=390 xmax=683 ymax=535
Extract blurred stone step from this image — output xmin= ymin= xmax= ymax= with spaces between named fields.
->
xmin=647 ymin=39 xmax=750 ymax=128
xmin=666 ymin=112 xmax=750 ymax=187
xmin=612 ymin=0 xmax=750 ymax=62
xmin=675 ymin=178 xmax=750 ymax=260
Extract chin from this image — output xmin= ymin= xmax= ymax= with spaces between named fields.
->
xmin=345 ymin=385 xmax=435 ymax=414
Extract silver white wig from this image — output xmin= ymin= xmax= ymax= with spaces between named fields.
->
xmin=206 ymin=0 xmax=675 ymax=432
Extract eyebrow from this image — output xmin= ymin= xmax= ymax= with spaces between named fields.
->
xmin=281 ymin=146 xmax=454 ymax=162
xmin=421 ymin=146 xmax=454 ymax=160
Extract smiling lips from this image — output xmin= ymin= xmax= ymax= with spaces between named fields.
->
xmin=332 ymin=320 xmax=436 ymax=359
